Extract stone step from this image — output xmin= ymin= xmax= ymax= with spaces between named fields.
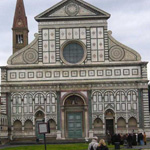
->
xmin=10 ymin=137 xmax=88 ymax=145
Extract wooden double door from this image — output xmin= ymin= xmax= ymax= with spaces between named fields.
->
xmin=67 ymin=112 xmax=83 ymax=138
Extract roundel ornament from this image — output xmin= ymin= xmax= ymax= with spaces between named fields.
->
xmin=23 ymin=49 xmax=38 ymax=64
xmin=65 ymin=3 xmax=79 ymax=16
xmin=109 ymin=46 xmax=125 ymax=61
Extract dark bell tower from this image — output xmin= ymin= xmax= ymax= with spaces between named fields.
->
xmin=12 ymin=0 xmax=29 ymax=54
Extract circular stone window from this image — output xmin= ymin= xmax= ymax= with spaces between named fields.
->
xmin=61 ymin=41 xmax=86 ymax=65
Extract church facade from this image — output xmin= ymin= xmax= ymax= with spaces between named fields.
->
xmin=0 ymin=98 xmax=8 ymax=139
xmin=0 ymin=0 xmax=150 ymax=140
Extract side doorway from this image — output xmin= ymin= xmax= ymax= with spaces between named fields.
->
xmin=35 ymin=111 xmax=45 ymax=140
xmin=105 ymin=109 xmax=115 ymax=135
xmin=106 ymin=119 xmax=114 ymax=135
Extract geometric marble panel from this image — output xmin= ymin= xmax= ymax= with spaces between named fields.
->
xmin=67 ymin=28 xmax=72 ymax=39
xmin=54 ymin=71 xmax=60 ymax=78
xmin=98 ymin=50 xmax=104 ymax=62
xmin=98 ymin=39 xmax=104 ymax=49
xmin=37 ymin=71 xmax=43 ymax=78
xmin=10 ymin=72 xmax=16 ymax=79
xmin=88 ymin=70 xmax=95 ymax=76
xmin=50 ymin=52 xmax=56 ymax=63
xmin=97 ymin=27 xmax=104 ymax=38
xmin=28 ymin=72 xmax=34 ymax=78
xmin=63 ymin=71 xmax=69 ymax=77
xmin=45 ymin=71 xmax=51 ymax=78
xmin=73 ymin=28 xmax=79 ymax=39
xmin=106 ymin=70 xmax=112 ymax=76
xmin=91 ymin=51 xmax=98 ymax=62
xmin=91 ymin=39 xmax=97 ymax=50
xmin=91 ymin=28 xmax=97 ymax=38
xmin=123 ymin=69 xmax=130 ymax=75
xmin=49 ymin=41 xmax=55 ymax=51
xmin=49 ymin=29 xmax=55 ymax=40
xmin=43 ymin=29 xmax=48 ymax=40
xmin=19 ymin=72 xmax=25 ymax=79
xmin=80 ymin=70 xmax=86 ymax=77
xmin=97 ymin=70 xmax=103 ymax=76
xmin=60 ymin=29 xmax=66 ymax=40
xmin=43 ymin=41 xmax=48 ymax=51
xmin=80 ymin=28 xmax=86 ymax=39
xmin=114 ymin=69 xmax=121 ymax=76
xmin=43 ymin=52 xmax=49 ymax=64
xmin=71 ymin=71 xmax=78 ymax=77
xmin=132 ymin=69 xmax=138 ymax=75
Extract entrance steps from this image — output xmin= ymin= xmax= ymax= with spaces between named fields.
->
xmin=10 ymin=137 xmax=88 ymax=145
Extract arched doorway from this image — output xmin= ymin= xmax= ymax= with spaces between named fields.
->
xmin=117 ymin=117 xmax=126 ymax=133
xmin=24 ymin=120 xmax=33 ymax=135
xmin=13 ymin=120 xmax=22 ymax=136
xmin=35 ymin=110 xmax=45 ymax=139
xmin=105 ymin=109 xmax=115 ymax=135
xmin=62 ymin=94 xmax=87 ymax=139
xmin=128 ymin=117 xmax=137 ymax=132
xmin=117 ymin=117 xmax=126 ymax=129
xmin=93 ymin=118 xmax=103 ymax=135
xmin=48 ymin=119 xmax=57 ymax=136
xmin=14 ymin=120 xmax=22 ymax=132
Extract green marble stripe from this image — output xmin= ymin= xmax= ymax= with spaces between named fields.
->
xmin=138 ymin=89 xmax=144 ymax=128
xmin=57 ymin=91 xmax=61 ymax=130
xmin=7 ymin=93 xmax=12 ymax=137
xmin=88 ymin=90 xmax=92 ymax=129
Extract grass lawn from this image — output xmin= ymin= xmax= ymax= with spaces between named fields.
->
xmin=1 ymin=144 xmax=137 ymax=150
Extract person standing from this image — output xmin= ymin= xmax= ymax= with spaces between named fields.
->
xmin=88 ymin=136 xmax=99 ymax=150
xmin=132 ymin=133 xmax=137 ymax=146
xmin=143 ymin=132 xmax=147 ymax=145
xmin=96 ymin=139 xmax=109 ymax=150
xmin=127 ymin=133 xmax=133 ymax=148
xmin=106 ymin=131 xmax=111 ymax=145
xmin=138 ymin=132 xmax=144 ymax=145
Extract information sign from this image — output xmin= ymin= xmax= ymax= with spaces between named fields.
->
xmin=38 ymin=123 xmax=48 ymax=134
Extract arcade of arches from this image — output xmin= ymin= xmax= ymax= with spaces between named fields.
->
xmin=11 ymin=94 xmax=138 ymax=139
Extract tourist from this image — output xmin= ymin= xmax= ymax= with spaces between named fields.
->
xmin=143 ymin=132 xmax=147 ymax=145
xmin=123 ymin=134 xmax=128 ymax=148
xmin=96 ymin=139 xmax=109 ymax=150
xmin=120 ymin=133 xmax=124 ymax=145
xmin=106 ymin=131 xmax=111 ymax=145
xmin=138 ymin=132 xmax=144 ymax=145
xmin=127 ymin=133 xmax=133 ymax=148
xmin=132 ymin=133 xmax=137 ymax=146
xmin=88 ymin=136 xmax=99 ymax=150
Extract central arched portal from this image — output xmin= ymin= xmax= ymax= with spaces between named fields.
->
xmin=62 ymin=94 xmax=88 ymax=139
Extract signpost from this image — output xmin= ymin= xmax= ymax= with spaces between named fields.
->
xmin=39 ymin=123 xmax=49 ymax=150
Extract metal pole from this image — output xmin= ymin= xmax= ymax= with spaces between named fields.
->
xmin=44 ymin=134 xmax=47 ymax=150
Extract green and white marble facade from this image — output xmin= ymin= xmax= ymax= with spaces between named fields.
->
xmin=0 ymin=0 xmax=149 ymax=140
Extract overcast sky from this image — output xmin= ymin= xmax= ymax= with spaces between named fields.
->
xmin=0 ymin=0 xmax=149 ymax=80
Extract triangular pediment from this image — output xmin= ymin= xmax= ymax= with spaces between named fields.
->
xmin=35 ymin=0 xmax=110 ymax=21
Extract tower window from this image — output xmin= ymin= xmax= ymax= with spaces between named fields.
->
xmin=16 ymin=34 xmax=23 ymax=44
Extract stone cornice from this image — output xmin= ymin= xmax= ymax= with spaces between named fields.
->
xmin=0 ymin=61 xmax=148 ymax=70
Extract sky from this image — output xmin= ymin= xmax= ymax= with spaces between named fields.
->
xmin=0 ymin=0 xmax=149 ymax=80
